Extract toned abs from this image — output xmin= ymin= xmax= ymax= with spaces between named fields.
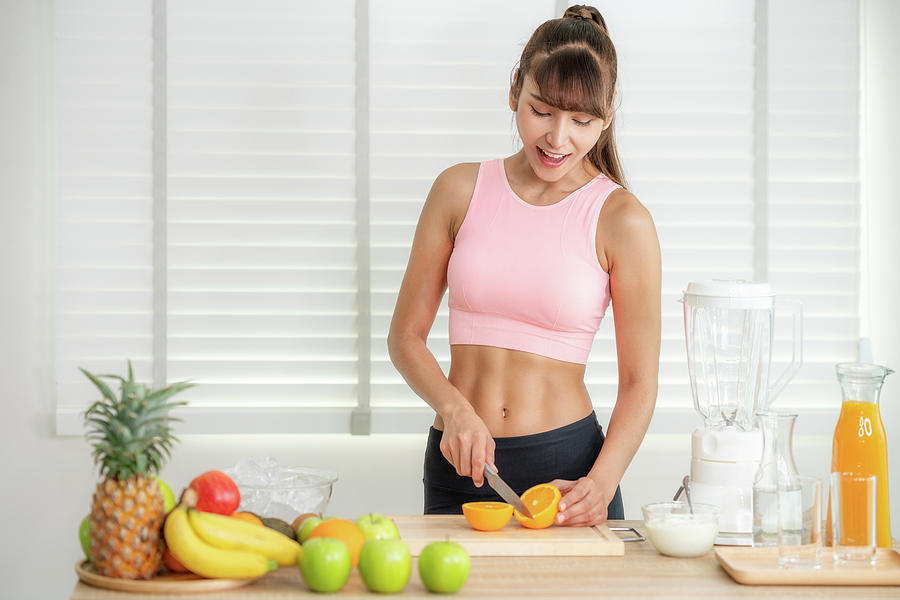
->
xmin=434 ymin=344 xmax=594 ymax=437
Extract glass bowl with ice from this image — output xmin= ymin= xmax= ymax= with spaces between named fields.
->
xmin=641 ymin=501 xmax=719 ymax=558
xmin=225 ymin=457 xmax=338 ymax=522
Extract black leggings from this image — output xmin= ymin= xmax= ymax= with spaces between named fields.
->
xmin=423 ymin=411 xmax=624 ymax=518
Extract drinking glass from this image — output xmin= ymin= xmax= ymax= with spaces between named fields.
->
xmin=830 ymin=472 xmax=877 ymax=565
xmin=777 ymin=476 xmax=822 ymax=568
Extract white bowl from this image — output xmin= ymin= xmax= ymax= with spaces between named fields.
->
xmin=228 ymin=464 xmax=338 ymax=522
xmin=641 ymin=501 xmax=719 ymax=558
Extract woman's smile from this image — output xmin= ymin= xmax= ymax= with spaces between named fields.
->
xmin=537 ymin=146 xmax=571 ymax=167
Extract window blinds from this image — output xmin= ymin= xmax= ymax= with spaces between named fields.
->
xmin=55 ymin=0 xmax=156 ymax=429
xmin=55 ymin=0 xmax=861 ymax=435
xmin=767 ymin=0 xmax=860 ymax=412
xmin=585 ymin=1 xmax=757 ymax=416
xmin=166 ymin=0 xmax=358 ymax=430
xmin=368 ymin=0 xmax=554 ymax=432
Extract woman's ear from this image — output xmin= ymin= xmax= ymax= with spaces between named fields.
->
xmin=509 ymin=69 xmax=520 ymax=112
xmin=601 ymin=90 xmax=617 ymax=130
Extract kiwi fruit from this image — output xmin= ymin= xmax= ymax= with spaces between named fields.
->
xmin=260 ymin=517 xmax=297 ymax=540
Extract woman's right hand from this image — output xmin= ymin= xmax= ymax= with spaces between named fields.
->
xmin=439 ymin=403 xmax=496 ymax=488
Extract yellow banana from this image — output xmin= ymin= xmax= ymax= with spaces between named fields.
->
xmin=164 ymin=504 xmax=277 ymax=579
xmin=188 ymin=509 xmax=302 ymax=567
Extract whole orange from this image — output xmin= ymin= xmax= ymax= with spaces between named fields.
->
xmin=162 ymin=547 xmax=190 ymax=573
xmin=308 ymin=518 xmax=366 ymax=568
xmin=231 ymin=511 xmax=264 ymax=526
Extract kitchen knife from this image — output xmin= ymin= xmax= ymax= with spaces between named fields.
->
xmin=483 ymin=464 xmax=533 ymax=519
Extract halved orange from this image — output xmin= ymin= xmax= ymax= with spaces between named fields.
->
xmin=514 ymin=484 xmax=561 ymax=529
xmin=462 ymin=501 xmax=514 ymax=531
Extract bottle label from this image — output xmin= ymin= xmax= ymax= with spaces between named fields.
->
xmin=858 ymin=415 xmax=873 ymax=438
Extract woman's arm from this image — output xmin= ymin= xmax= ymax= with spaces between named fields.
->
xmin=553 ymin=189 xmax=662 ymax=526
xmin=387 ymin=163 xmax=496 ymax=487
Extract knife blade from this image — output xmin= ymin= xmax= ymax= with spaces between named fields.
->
xmin=483 ymin=464 xmax=533 ymax=518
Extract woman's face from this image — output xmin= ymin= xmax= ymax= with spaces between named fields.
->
xmin=510 ymin=73 xmax=609 ymax=182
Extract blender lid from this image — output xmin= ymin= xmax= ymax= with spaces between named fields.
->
xmin=684 ymin=280 xmax=773 ymax=298
xmin=683 ymin=280 xmax=775 ymax=309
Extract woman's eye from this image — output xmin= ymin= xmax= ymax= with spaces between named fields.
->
xmin=529 ymin=105 xmax=549 ymax=117
xmin=574 ymin=118 xmax=593 ymax=127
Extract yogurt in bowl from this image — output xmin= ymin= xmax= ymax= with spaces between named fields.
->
xmin=642 ymin=501 xmax=719 ymax=558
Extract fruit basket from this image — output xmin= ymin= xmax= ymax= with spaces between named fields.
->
xmin=226 ymin=458 xmax=338 ymax=522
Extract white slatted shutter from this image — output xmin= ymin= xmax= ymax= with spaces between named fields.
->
xmin=55 ymin=0 xmax=155 ymax=430
xmin=368 ymin=0 xmax=554 ymax=431
xmin=166 ymin=0 xmax=358 ymax=426
xmin=768 ymin=0 xmax=860 ymax=410
xmin=55 ymin=0 xmax=861 ymax=435
xmin=589 ymin=0 xmax=757 ymax=413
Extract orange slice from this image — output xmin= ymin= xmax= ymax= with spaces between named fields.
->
xmin=462 ymin=501 xmax=514 ymax=531
xmin=514 ymin=483 xmax=561 ymax=529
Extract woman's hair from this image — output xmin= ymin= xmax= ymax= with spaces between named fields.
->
xmin=511 ymin=4 xmax=625 ymax=188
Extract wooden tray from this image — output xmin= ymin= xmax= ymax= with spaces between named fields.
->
xmin=392 ymin=514 xmax=624 ymax=556
xmin=75 ymin=561 xmax=262 ymax=594
xmin=716 ymin=547 xmax=900 ymax=586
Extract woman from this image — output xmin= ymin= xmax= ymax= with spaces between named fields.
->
xmin=387 ymin=5 xmax=661 ymax=526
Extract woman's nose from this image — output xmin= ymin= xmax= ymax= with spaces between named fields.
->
xmin=546 ymin=118 xmax=568 ymax=149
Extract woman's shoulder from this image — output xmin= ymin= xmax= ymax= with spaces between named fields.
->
xmin=432 ymin=161 xmax=481 ymax=196
xmin=420 ymin=162 xmax=483 ymax=240
xmin=599 ymin=187 xmax=654 ymax=233
xmin=595 ymin=187 xmax=658 ymax=264
xmin=428 ymin=160 xmax=481 ymax=210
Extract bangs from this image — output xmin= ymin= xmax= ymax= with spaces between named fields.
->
xmin=530 ymin=46 xmax=611 ymax=119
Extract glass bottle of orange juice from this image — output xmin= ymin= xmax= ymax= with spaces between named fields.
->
xmin=827 ymin=363 xmax=893 ymax=547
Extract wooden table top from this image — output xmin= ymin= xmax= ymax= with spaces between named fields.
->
xmin=70 ymin=520 xmax=900 ymax=599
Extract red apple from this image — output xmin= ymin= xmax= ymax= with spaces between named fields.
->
xmin=188 ymin=470 xmax=241 ymax=515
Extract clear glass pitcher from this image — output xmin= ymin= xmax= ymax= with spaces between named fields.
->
xmin=752 ymin=411 xmax=800 ymax=547
xmin=683 ymin=280 xmax=803 ymax=431
xmin=827 ymin=363 xmax=893 ymax=547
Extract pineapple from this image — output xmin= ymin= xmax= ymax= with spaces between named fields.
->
xmin=81 ymin=361 xmax=192 ymax=579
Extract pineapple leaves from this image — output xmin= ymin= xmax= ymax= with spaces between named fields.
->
xmin=79 ymin=368 xmax=118 ymax=405
xmin=80 ymin=361 xmax=193 ymax=481
xmin=144 ymin=382 xmax=195 ymax=404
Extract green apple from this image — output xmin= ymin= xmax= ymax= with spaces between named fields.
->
xmin=418 ymin=541 xmax=470 ymax=594
xmin=296 ymin=516 xmax=324 ymax=543
xmin=153 ymin=475 xmax=176 ymax=513
xmin=78 ymin=515 xmax=91 ymax=561
xmin=358 ymin=539 xmax=411 ymax=593
xmin=355 ymin=513 xmax=400 ymax=541
xmin=298 ymin=537 xmax=352 ymax=593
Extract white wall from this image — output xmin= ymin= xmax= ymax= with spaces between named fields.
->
xmin=0 ymin=2 xmax=895 ymax=598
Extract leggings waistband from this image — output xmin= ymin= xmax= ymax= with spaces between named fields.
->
xmin=430 ymin=410 xmax=601 ymax=449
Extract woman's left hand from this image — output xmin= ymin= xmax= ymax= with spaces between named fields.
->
xmin=548 ymin=477 xmax=611 ymax=527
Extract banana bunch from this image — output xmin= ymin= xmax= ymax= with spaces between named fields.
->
xmin=164 ymin=491 xmax=302 ymax=579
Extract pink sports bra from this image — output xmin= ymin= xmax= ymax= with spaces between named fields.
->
xmin=447 ymin=158 xmax=620 ymax=364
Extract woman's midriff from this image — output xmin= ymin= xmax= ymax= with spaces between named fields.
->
xmin=434 ymin=344 xmax=594 ymax=437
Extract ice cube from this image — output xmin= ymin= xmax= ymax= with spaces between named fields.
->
xmin=227 ymin=456 xmax=280 ymax=487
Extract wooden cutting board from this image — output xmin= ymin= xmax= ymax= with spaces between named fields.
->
xmin=392 ymin=515 xmax=624 ymax=556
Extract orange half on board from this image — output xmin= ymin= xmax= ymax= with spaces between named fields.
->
xmin=514 ymin=484 xmax=561 ymax=529
xmin=462 ymin=501 xmax=514 ymax=531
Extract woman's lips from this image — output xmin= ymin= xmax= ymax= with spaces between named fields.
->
xmin=537 ymin=146 xmax=570 ymax=168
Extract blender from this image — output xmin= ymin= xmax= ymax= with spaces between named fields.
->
xmin=679 ymin=280 xmax=802 ymax=545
